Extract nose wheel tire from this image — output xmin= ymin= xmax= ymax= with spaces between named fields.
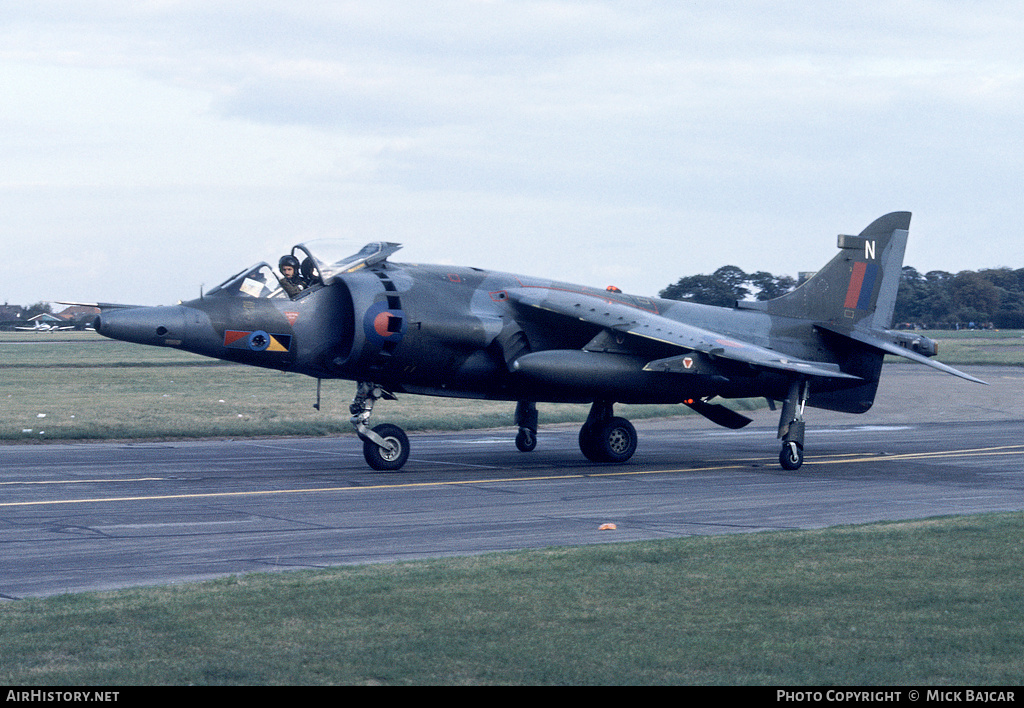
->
xmin=363 ymin=423 xmax=410 ymax=471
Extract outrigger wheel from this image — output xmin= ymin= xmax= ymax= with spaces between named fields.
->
xmin=515 ymin=401 xmax=539 ymax=452
xmin=515 ymin=428 xmax=537 ymax=452
xmin=779 ymin=427 xmax=805 ymax=471
xmin=778 ymin=379 xmax=808 ymax=471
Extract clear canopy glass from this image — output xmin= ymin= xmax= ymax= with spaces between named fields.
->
xmin=205 ymin=242 xmax=402 ymax=299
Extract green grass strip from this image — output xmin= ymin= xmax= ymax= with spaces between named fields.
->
xmin=2 ymin=512 xmax=1023 ymax=685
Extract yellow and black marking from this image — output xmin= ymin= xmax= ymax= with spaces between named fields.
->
xmin=224 ymin=329 xmax=293 ymax=353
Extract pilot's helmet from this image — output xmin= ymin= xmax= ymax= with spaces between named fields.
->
xmin=279 ymin=255 xmax=301 ymax=272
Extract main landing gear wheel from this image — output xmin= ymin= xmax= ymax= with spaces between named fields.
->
xmin=579 ymin=416 xmax=637 ymax=463
xmin=362 ymin=423 xmax=410 ymax=471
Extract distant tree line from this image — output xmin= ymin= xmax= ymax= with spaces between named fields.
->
xmin=2 ymin=302 xmax=53 ymax=318
xmin=0 ymin=301 xmax=52 ymax=327
xmin=895 ymin=267 xmax=1024 ymax=329
xmin=0 ymin=302 xmax=100 ymax=331
xmin=659 ymin=267 xmax=797 ymax=308
xmin=659 ymin=266 xmax=1024 ymax=329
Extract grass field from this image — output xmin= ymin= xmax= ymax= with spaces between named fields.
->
xmin=2 ymin=330 xmax=1020 ymax=443
xmin=1 ymin=512 xmax=1022 ymax=685
xmin=915 ymin=329 xmax=1024 ymax=366
xmin=0 ymin=331 xmax=748 ymax=442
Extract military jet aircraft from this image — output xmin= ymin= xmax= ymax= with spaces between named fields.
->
xmin=85 ymin=211 xmax=984 ymax=471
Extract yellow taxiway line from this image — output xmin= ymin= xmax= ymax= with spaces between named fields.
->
xmin=3 ymin=445 xmax=1023 ymax=509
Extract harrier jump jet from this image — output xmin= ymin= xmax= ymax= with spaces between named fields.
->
xmin=88 ymin=212 xmax=984 ymax=471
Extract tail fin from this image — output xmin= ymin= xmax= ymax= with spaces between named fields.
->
xmin=766 ymin=212 xmax=910 ymax=329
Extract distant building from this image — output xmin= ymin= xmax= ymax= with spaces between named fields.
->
xmin=1 ymin=304 xmax=23 ymax=319
xmin=0 ymin=304 xmax=25 ymax=330
xmin=57 ymin=305 xmax=101 ymax=330
xmin=57 ymin=305 xmax=101 ymax=322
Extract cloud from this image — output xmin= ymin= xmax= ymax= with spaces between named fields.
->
xmin=2 ymin=2 xmax=1024 ymax=307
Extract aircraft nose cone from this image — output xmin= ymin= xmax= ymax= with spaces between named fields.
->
xmin=95 ymin=305 xmax=188 ymax=347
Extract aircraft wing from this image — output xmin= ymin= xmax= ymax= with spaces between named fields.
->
xmin=507 ymin=287 xmax=862 ymax=381
xmin=815 ymin=323 xmax=988 ymax=385
xmin=56 ymin=301 xmax=147 ymax=311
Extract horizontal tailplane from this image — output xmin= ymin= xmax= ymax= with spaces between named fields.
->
xmin=815 ymin=324 xmax=987 ymax=385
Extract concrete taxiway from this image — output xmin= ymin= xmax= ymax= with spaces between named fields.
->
xmin=2 ymin=365 xmax=1023 ymax=599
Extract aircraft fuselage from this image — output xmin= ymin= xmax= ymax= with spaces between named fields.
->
xmin=95 ymin=260 xmax=870 ymax=410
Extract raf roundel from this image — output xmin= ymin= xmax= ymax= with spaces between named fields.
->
xmin=363 ymin=300 xmax=407 ymax=345
xmin=374 ymin=311 xmax=397 ymax=338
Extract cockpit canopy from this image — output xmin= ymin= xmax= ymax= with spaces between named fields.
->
xmin=205 ymin=242 xmax=402 ymax=300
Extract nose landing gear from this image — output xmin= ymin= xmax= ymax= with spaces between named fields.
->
xmin=350 ymin=382 xmax=409 ymax=471
xmin=363 ymin=423 xmax=410 ymax=471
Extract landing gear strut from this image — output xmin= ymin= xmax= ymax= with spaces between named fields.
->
xmin=778 ymin=378 xmax=808 ymax=471
xmin=579 ymin=401 xmax=637 ymax=463
xmin=515 ymin=401 xmax=538 ymax=452
xmin=350 ymin=382 xmax=409 ymax=471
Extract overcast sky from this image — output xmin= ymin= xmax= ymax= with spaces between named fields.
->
xmin=3 ymin=1 xmax=1022 ymax=307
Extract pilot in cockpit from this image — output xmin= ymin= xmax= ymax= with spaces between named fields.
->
xmin=278 ymin=255 xmax=309 ymax=297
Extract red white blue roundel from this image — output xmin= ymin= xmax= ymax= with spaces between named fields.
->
xmin=362 ymin=301 xmax=407 ymax=345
